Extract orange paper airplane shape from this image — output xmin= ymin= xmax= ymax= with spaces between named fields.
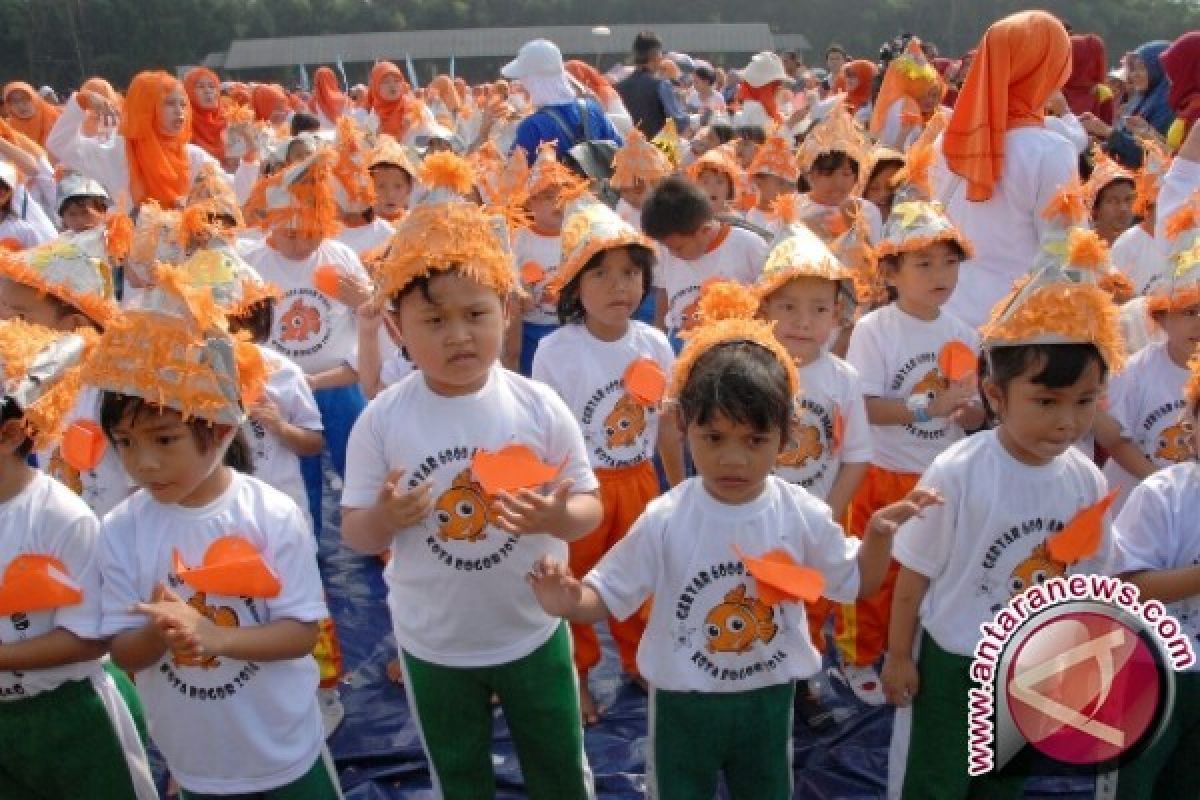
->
xmin=734 ymin=546 xmax=825 ymax=606
xmin=471 ymin=444 xmax=562 ymax=496
xmin=60 ymin=419 xmax=107 ymax=472
xmin=520 ymin=261 xmax=546 ymax=286
xmin=623 ymin=358 xmax=667 ymax=406
xmin=312 ymin=264 xmax=343 ymax=300
xmin=1046 ymin=489 xmax=1120 ymax=565
xmin=173 ymin=536 xmax=282 ymax=598
xmin=939 ymin=340 xmax=977 ymax=383
xmin=0 ymin=555 xmax=83 ymax=616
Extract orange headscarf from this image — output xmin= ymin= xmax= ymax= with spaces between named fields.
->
xmin=944 ymin=11 xmax=1072 ymax=202
xmin=869 ymin=41 xmax=943 ymax=137
xmin=3 ymin=81 xmax=60 ymax=146
xmin=121 ymin=71 xmax=192 ymax=208
xmin=0 ymin=117 xmax=45 ymax=164
xmin=251 ymin=83 xmax=288 ymax=123
xmin=835 ymin=60 xmax=879 ymax=111
xmin=367 ymin=62 xmax=408 ymax=137
xmin=737 ymin=81 xmax=782 ymax=123
xmin=79 ymin=78 xmax=122 ymax=138
xmin=311 ymin=67 xmax=346 ymax=122
xmin=183 ymin=68 xmax=226 ymax=162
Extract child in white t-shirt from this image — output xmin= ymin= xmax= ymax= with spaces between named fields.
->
xmin=87 ymin=273 xmax=336 ymax=798
xmin=688 ymin=143 xmax=740 ymax=216
xmin=795 ymin=103 xmax=884 ymax=246
xmin=744 ymin=135 xmax=802 ymax=241
xmin=340 ymin=154 xmax=603 ymax=799
xmin=333 ymin=119 xmax=396 ymax=258
xmin=532 ymin=201 xmax=684 ymax=724
xmin=529 ymin=290 xmax=936 ymax=800
xmin=609 ymin=128 xmax=673 ymax=325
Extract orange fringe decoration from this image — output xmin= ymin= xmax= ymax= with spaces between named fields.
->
xmin=104 ymin=212 xmax=133 ymax=261
xmin=0 ymin=250 xmax=116 ymax=327
xmin=1165 ymin=198 xmax=1200 ymax=241
xmin=1065 ymin=228 xmax=1110 ymax=272
xmin=982 ymin=282 xmax=1125 ymax=372
xmin=1042 ymin=180 xmax=1088 ymax=226
xmin=420 ymin=151 xmax=477 ymax=198
xmin=768 ymin=193 xmax=801 ymax=225
xmin=0 ymin=320 xmax=94 ymax=451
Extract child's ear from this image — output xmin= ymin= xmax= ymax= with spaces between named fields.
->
xmin=981 ymin=378 xmax=1005 ymax=419
xmin=0 ymin=418 xmax=27 ymax=456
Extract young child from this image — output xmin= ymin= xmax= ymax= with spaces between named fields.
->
xmin=0 ymin=159 xmax=50 ymax=249
xmin=883 ymin=227 xmax=1124 ymax=798
xmin=531 ymin=200 xmax=684 ymax=724
xmin=332 ymin=118 xmax=394 ymax=258
xmin=1112 ymin=139 xmax=1170 ymax=298
xmin=745 ymin=135 xmax=801 ymax=240
xmin=90 ymin=269 xmax=338 ymax=798
xmin=56 ymin=172 xmax=112 ymax=234
xmin=861 ymin=147 xmax=905 ymax=220
xmin=796 ymin=103 xmax=883 ymax=244
xmin=340 ymin=153 xmax=603 ymax=799
xmin=842 ymin=192 xmax=982 ymax=705
xmin=367 ymin=134 xmax=416 ymax=223
xmin=1086 ymin=146 xmax=1137 ymax=246
xmin=641 ymin=175 xmax=768 ymax=352
xmin=528 ymin=285 xmax=936 ymax=799
xmin=687 ymin=143 xmax=741 ymax=216
xmin=609 ymin=128 xmax=673 ymax=232
xmin=0 ymin=319 xmax=156 ymax=799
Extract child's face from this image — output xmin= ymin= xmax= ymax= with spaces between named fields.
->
xmin=807 ymin=163 xmax=857 ymax=206
xmin=1092 ymin=181 xmax=1135 ymax=237
xmin=984 ymin=357 xmax=1105 ymax=466
xmin=752 ymin=173 xmax=793 ymax=208
xmin=917 ymin=83 xmax=941 ymax=116
xmin=696 ymin=168 xmax=733 ymax=210
xmin=379 ymin=74 xmax=405 ymax=102
xmin=619 ymin=180 xmax=650 ymax=209
xmin=4 ymin=90 xmax=33 ymax=120
xmin=660 ymin=219 xmax=718 ymax=261
xmin=159 ymin=89 xmax=188 ymax=136
xmin=270 ymin=227 xmax=322 ymax=260
xmin=1155 ymin=304 xmax=1200 ymax=366
xmin=192 ymin=75 xmax=220 ymax=110
xmin=687 ymin=411 xmax=782 ymax=505
xmin=392 ymin=272 xmax=507 ymax=396
xmin=0 ymin=279 xmax=76 ymax=330
xmin=734 ymin=139 xmax=758 ymax=169
xmin=888 ymin=241 xmax=963 ymax=318
xmin=60 ymin=198 xmax=107 ymax=233
xmin=528 ymin=188 xmax=564 ymax=233
xmin=760 ymin=277 xmax=838 ymax=365
xmin=578 ymin=247 xmax=644 ymax=334
xmin=110 ymin=406 xmax=230 ymax=507
xmin=370 ymin=166 xmax=412 ymax=218
xmin=864 ymin=164 xmax=901 ymax=216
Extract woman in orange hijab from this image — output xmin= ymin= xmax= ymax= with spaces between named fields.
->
xmin=367 ymin=61 xmax=408 ymax=137
xmin=252 ymin=83 xmax=290 ymax=125
xmin=3 ymin=82 xmax=60 ymax=146
xmin=183 ymin=67 xmax=227 ymax=162
xmin=311 ymin=67 xmax=346 ymax=128
xmin=834 ymin=60 xmax=879 ymax=113
xmin=78 ymin=77 xmax=122 ymax=138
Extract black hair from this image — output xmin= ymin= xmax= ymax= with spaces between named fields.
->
xmin=678 ymin=341 xmax=792 ymax=435
xmin=865 ymin=155 xmax=905 ymax=193
xmin=979 ymin=343 xmax=1108 ymax=424
xmin=876 ymin=240 xmax=969 ymax=304
xmin=98 ymin=392 xmax=254 ymax=474
xmin=735 ymin=125 xmax=766 ymax=144
xmin=556 ymin=244 xmax=655 ymax=325
xmin=641 ymin=176 xmax=712 ymax=240
xmin=1093 ymin=177 xmax=1136 ymax=208
xmin=390 ymin=273 xmax=437 ymax=309
xmin=694 ymin=65 xmax=717 ymax=84
xmin=227 ymin=297 xmax=276 ymax=345
xmin=633 ymin=31 xmax=663 ymax=65
xmin=710 ymin=123 xmax=735 ymax=145
xmin=0 ymin=398 xmax=33 ymax=459
xmin=811 ymin=151 xmax=860 ymax=176
xmin=289 ymin=112 xmax=320 ymax=136
xmin=58 ymin=195 xmax=108 ymax=218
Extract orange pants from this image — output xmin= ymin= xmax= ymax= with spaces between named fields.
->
xmin=569 ymin=461 xmax=659 ymax=679
xmin=818 ymin=465 xmax=920 ymax=667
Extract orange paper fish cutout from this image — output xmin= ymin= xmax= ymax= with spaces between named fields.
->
xmin=734 ymin=546 xmax=825 ymax=606
xmin=939 ymin=340 xmax=976 ymax=383
xmin=520 ymin=260 xmax=546 ymax=286
xmin=173 ymin=536 xmax=282 ymax=598
xmin=60 ymin=419 xmax=107 ymax=472
xmin=471 ymin=444 xmax=562 ymax=496
xmin=312 ymin=264 xmax=343 ymax=300
xmin=1046 ymin=489 xmax=1120 ymax=565
xmin=831 ymin=405 xmax=845 ymax=456
xmin=623 ymin=358 xmax=667 ymax=406
xmin=0 ymin=555 xmax=83 ymax=615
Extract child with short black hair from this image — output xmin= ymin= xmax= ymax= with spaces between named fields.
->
xmin=687 ymin=143 xmax=740 ymax=215
xmin=56 ymin=172 xmax=111 ymax=234
xmin=796 ymin=104 xmax=883 ymax=243
xmin=745 ymin=135 xmax=801 ymax=240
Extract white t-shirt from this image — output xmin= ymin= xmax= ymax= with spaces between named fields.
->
xmin=744 ymin=207 xmax=789 ymax=242
xmin=532 ymin=322 xmax=674 ymax=470
xmin=38 ymin=387 xmax=135 ymax=518
xmin=653 ymin=225 xmax=767 ymax=335
xmin=1157 ymin=157 xmax=1200 ymax=241
xmin=99 ymin=473 xmax=327 ymax=795
xmin=845 ymin=304 xmax=979 ymax=474
xmin=894 ymin=430 xmax=1112 ymax=657
xmin=616 ymin=198 xmax=642 ymax=230
xmin=586 ymin=476 xmax=861 ymax=692
xmin=776 ymin=353 xmax=872 ymax=500
xmin=1102 ymin=342 xmax=1193 ymax=512
xmin=0 ymin=472 xmax=106 ymax=700
xmin=335 ymin=217 xmax=394 ymax=258
xmin=379 ymin=347 xmax=417 ymax=389
xmin=243 ymin=238 xmax=369 ymax=374
xmin=1119 ymin=296 xmax=1166 ymax=357
xmin=513 ymin=228 xmax=563 ymax=327
xmin=341 ymin=366 xmax=599 ymax=667
xmin=1110 ymin=464 xmax=1200 ymax=671
xmin=933 ymin=127 xmax=1078 ymax=329
xmin=244 ymin=347 xmax=323 ymax=531
xmin=1110 ymin=224 xmax=1164 ymax=296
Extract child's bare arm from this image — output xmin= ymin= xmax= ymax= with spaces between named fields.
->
xmin=1122 ymin=567 xmax=1200 ymax=606
xmin=0 ymin=629 xmax=107 ymax=672
xmin=493 ymin=483 xmax=603 ymax=542
xmin=882 ymin=566 xmax=930 ymax=706
xmin=857 ymin=488 xmax=943 ymax=596
xmin=825 ymin=461 xmax=867 ymax=523
xmin=865 ymin=388 xmax=973 ymax=426
xmin=656 ymin=406 xmax=686 ymax=487
xmin=247 ymin=398 xmax=324 ymax=457
xmin=342 ymin=468 xmax=436 ymax=554
xmin=307 ymin=364 xmax=359 ymax=392
xmin=356 ymin=304 xmax=386 ymax=399
xmin=1094 ymin=411 xmax=1156 ymax=480
xmin=110 ymin=623 xmax=171 ymax=673
xmin=527 ymin=556 xmax=611 ymax=623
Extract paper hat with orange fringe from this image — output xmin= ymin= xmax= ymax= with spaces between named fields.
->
xmin=1134 ymin=137 xmax=1171 ymax=217
xmin=670 ymin=280 xmax=799 ymax=399
xmin=749 ymin=135 xmax=799 ymax=182
xmin=1146 ymin=199 xmax=1200 ymax=314
xmin=0 ymin=319 xmax=92 ymax=450
xmin=981 ymin=224 xmax=1125 ymax=371
xmin=126 ymin=202 xmax=186 ymax=288
xmin=796 ymin=100 xmax=868 ymax=173
xmin=179 ymin=242 xmax=281 ymax=317
xmin=180 ymin=165 xmax=245 ymax=250
xmin=688 ymin=143 xmax=744 ymax=191
xmin=374 ymin=151 xmax=516 ymax=301
xmin=1 ymin=227 xmax=120 ymax=326
xmin=651 ymin=118 xmax=684 ymax=169
xmin=547 ymin=199 xmax=655 ymax=296
xmin=861 ymin=146 xmax=905 ymax=196
xmin=876 ymin=200 xmax=973 ymax=263
xmin=332 ymin=116 xmax=377 ymax=213
xmin=1084 ymin=146 xmax=1134 ymax=210
xmin=886 ymin=111 xmax=947 ymax=205
xmin=243 ymin=149 xmax=341 ymax=240
xmin=82 ymin=264 xmax=267 ymax=426
xmin=476 ymin=144 xmax=531 ymax=210
xmin=1038 ymin=179 xmax=1135 ymax=303
xmin=368 ymin=134 xmax=419 ymax=177
xmin=527 ymin=140 xmax=587 ymax=200
xmin=757 ymin=224 xmax=857 ymax=324
xmin=611 ymin=128 xmax=673 ymax=190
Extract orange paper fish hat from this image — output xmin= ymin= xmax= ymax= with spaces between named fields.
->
xmin=611 ymin=128 xmax=673 ymax=190
xmin=0 ymin=227 xmax=120 ymax=327
xmin=688 ymin=143 xmax=745 ymax=193
xmin=749 ymin=134 xmax=800 ymax=183
xmin=1134 ymin=137 xmax=1171 ymax=217
xmin=1083 ymin=145 xmax=1134 ymax=210
xmin=331 ymin=116 xmax=377 ymax=213
xmin=82 ymin=264 xmax=266 ymax=426
xmin=549 ymin=198 xmax=655 ymax=297
xmin=368 ymin=133 xmax=419 ymax=178
xmin=375 ymin=151 xmax=515 ymax=301
xmin=179 ymin=242 xmax=281 ymax=317
xmin=125 ymin=202 xmax=187 ymax=290
xmin=670 ymin=280 xmax=800 ymax=399
xmin=758 ymin=224 xmax=857 ymax=324
xmin=1146 ymin=198 xmax=1200 ymax=314
xmin=0 ymin=319 xmax=92 ymax=450
xmin=527 ymin=140 xmax=586 ymax=200
xmin=796 ymin=100 xmax=869 ymax=172
xmin=246 ymin=148 xmax=341 ymax=240
xmin=876 ymin=199 xmax=974 ymax=264
xmin=186 ymin=163 xmax=244 ymax=230
xmin=981 ymin=207 xmax=1125 ymax=370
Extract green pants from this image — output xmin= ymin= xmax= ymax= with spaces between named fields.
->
xmin=649 ymin=681 xmax=794 ymax=800
xmin=180 ymin=750 xmax=341 ymax=800
xmin=902 ymin=632 xmax=1035 ymax=799
xmin=0 ymin=669 xmax=152 ymax=800
xmin=1100 ymin=670 xmax=1200 ymax=799
xmin=400 ymin=622 xmax=590 ymax=800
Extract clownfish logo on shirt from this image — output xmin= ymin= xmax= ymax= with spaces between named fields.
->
xmin=433 ymin=470 xmax=495 ymax=542
xmin=889 ymin=353 xmax=951 ymax=441
xmin=46 ymin=448 xmax=84 ymax=496
xmin=978 ymin=516 xmax=1070 ymax=612
xmin=173 ymin=593 xmax=240 ymax=670
xmin=271 ymin=288 xmax=334 ymax=359
xmin=605 ymin=394 xmax=647 ymax=449
xmin=1156 ymin=421 xmax=1195 ymax=462
xmin=1141 ymin=402 xmax=1195 ymax=465
xmin=1008 ymin=543 xmax=1068 ymax=597
xmin=776 ymin=397 xmax=836 ymax=491
xmin=581 ymin=379 xmax=657 ymax=469
xmin=704 ymin=584 xmax=778 ymax=654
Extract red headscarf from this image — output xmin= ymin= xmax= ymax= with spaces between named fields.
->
xmin=1162 ymin=32 xmax=1200 ymax=125
xmin=737 ymin=81 xmax=782 ymax=123
xmin=121 ymin=71 xmax=192 ymax=207
xmin=311 ymin=67 xmax=346 ymax=122
xmin=183 ymin=67 xmax=226 ymax=162
xmin=944 ymin=11 xmax=1072 ymax=201
xmin=834 ymin=60 xmax=879 ymax=111
xmin=367 ymin=62 xmax=408 ymax=137
xmin=565 ymin=60 xmax=619 ymax=106
xmin=1063 ymin=34 xmax=1113 ymax=123
xmin=3 ymin=81 xmax=60 ymax=146
xmin=251 ymin=84 xmax=288 ymax=123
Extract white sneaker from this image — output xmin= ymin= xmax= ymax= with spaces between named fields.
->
xmin=318 ymin=687 xmax=346 ymax=738
xmin=839 ymin=663 xmax=887 ymax=706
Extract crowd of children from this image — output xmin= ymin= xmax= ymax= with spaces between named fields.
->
xmin=0 ymin=10 xmax=1198 ymax=800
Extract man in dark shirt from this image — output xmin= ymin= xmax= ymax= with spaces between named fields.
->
xmin=616 ymin=31 xmax=690 ymax=138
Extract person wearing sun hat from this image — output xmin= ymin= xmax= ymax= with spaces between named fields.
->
xmin=737 ymin=51 xmax=789 ymax=130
